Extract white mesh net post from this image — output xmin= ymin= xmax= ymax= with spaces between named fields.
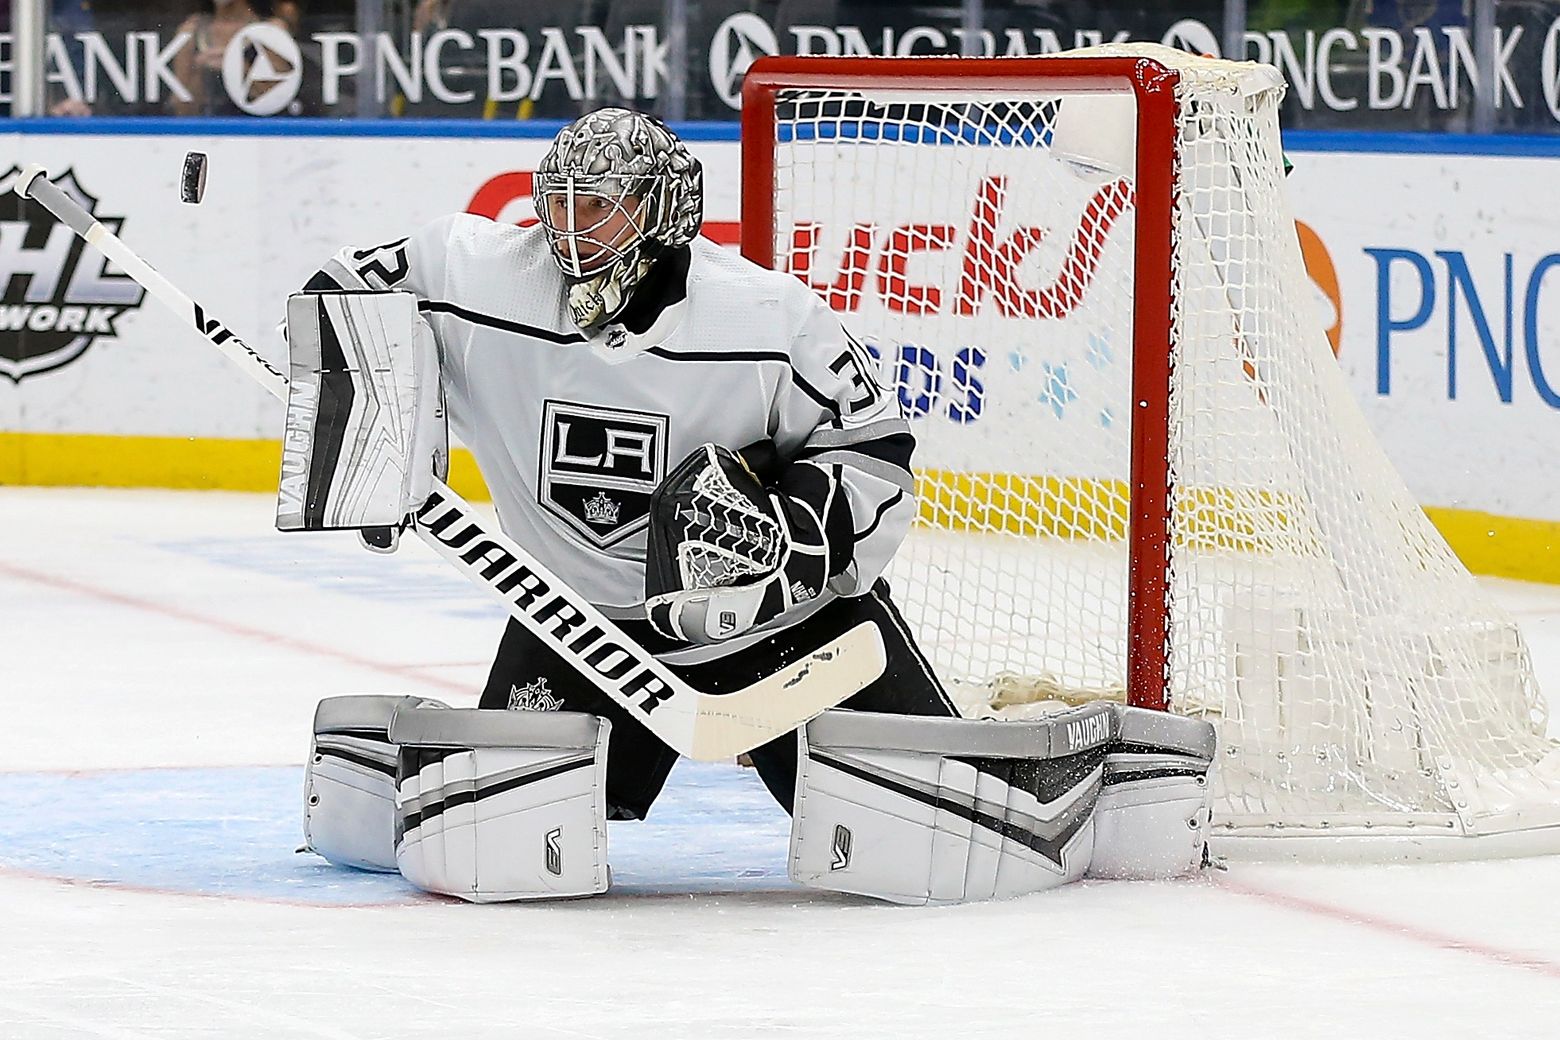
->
xmin=741 ymin=44 xmax=1560 ymax=858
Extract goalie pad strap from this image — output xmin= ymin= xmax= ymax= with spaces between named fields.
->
xmin=387 ymin=705 xmax=603 ymax=750
xmin=278 ymin=291 xmax=447 ymax=532
xmin=790 ymin=707 xmax=1114 ymax=906
xmin=805 ymin=702 xmax=1118 ymax=759
xmin=391 ymin=707 xmax=611 ymax=903
xmin=1114 ymin=703 xmax=1218 ymax=760
xmin=304 ymin=694 xmax=447 ymax=872
xmin=1088 ymin=707 xmax=1214 ymax=879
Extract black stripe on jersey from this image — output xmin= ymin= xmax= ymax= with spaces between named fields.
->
xmin=308 ymin=296 xmax=355 ymax=528
xmin=642 ymin=347 xmax=842 ymax=421
xmin=797 ymin=431 xmax=915 ymax=473
xmin=826 ymin=462 xmax=850 ymax=575
xmin=419 ymin=300 xmax=586 ymax=345
xmin=856 ymin=489 xmax=906 ymax=542
xmin=646 ymin=346 xmax=789 ymax=363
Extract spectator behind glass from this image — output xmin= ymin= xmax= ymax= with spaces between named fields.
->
xmin=0 ymin=0 xmax=95 ymax=115
xmin=260 ymin=0 xmax=304 ymax=35
xmin=49 ymin=0 xmax=94 ymax=116
xmin=171 ymin=0 xmax=298 ymax=116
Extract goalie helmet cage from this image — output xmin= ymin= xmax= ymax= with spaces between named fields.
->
xmin=740 ymin=44 xmax=1560 ymax=859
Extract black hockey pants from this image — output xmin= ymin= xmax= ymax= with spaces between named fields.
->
xmin=478 ymin=579 xmax=956 ymax=819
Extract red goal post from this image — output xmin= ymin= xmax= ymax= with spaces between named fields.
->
xmin=741 ymin=53 xmax=1179 ymax=715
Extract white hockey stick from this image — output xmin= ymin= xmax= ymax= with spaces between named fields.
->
xmin=13 ymin=163 xmax=886 ymax=762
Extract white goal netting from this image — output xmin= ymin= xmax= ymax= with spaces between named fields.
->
xmin=748 ymin=45 xmax=1560 ymax=855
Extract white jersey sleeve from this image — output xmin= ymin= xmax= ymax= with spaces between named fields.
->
xmin=298 ymin=213 xmax=513 ymax=531
xmin=767 ymin=288 xmax=917 ymax=599
xmin=303 ymin=214 xmax=462 ymax=300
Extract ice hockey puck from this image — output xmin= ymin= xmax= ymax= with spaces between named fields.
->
xmin=180 ymin=152 xmax=208 ymax=204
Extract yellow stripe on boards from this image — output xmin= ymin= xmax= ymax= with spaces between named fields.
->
xmin=0 ymin=432 xmax=494 ymax=502
xmin=913 ymin=473 xmax=1282 ymax=551
xmin=1425 ymin=506 xmax=1560 ymax=585
xmin=0 ymin=432 xmax=280 ymax=490
xmin=4 ymin=432 xmax=1559 ymax=584
xmin=915 ymin=472 xmax=1130 ymax=540
xmin=915 ymin=471 xmax=1560 ymax=583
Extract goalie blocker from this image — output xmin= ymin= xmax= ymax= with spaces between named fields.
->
xmin=278 ymin=291 xmax=448 ymax=545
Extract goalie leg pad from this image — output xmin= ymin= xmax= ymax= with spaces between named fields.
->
xmin=789 ymin=706 xmax=1115 ymax=905
xmin=304 ymin=694 xmax=445 ymax=872
xmin=278 ymin=290 xmax=447 ymax=534
xmin=389 ymin=707 xmax=611 ymax=903
xmin=1087 ymin=707 xmax=1216 ymax=880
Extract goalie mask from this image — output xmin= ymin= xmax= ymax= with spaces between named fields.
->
xmin=535 ymin=108 xmax=704 ymax=330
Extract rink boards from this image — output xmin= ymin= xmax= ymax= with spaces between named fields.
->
xmin=3 ymin=123 xmax=1560 ymax=580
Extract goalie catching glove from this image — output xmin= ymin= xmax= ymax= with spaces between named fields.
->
xmin=644 ymin=443 xmax=828 ymax=644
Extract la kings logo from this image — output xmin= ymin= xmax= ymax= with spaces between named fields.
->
xmin=0 ymin=167 xmax=146 ymax=383
xmin=508 ymin=677 xmax=564 ymax=712
xmin=540 ymin=399 xmax=667 ymax=549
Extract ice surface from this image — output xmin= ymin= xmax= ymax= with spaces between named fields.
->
xmin=4 ymin=489 xmax=1560 ymax=1038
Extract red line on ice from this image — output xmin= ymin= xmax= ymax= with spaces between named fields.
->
xmin=1215 ymin=874 xmax=1560 ymax=981
xmin=0 ymin=560 xmax=471 ymax=695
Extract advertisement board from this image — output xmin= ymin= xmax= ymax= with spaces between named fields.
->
xmin=3 ymin=125 xmax=1558 ymax=578
xmin=6 ymin=2 xmax=1560 ymax=132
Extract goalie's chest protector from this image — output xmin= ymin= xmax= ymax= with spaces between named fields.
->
xmin=434 ymin=233 xmax=809 ymax=611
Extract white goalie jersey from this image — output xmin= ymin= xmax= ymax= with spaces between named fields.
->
xmin=307 ymin=215 xmax=917 ymax=659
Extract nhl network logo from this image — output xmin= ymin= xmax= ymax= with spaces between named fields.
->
xmin=583 ymin=491 xmax=622 ymax=527
xmin=0 ymin=167 xmax=146 ymax=383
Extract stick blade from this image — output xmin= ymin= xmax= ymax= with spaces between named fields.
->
xmin=686 ymin=621 xmax=888 ymax=761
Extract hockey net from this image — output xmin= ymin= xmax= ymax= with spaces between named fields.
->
xmin=741 ymin=45 xmax=1560 ymax=856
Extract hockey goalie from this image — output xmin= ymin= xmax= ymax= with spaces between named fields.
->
xmin=288 ymin=108 xmax=1216 ymax=905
